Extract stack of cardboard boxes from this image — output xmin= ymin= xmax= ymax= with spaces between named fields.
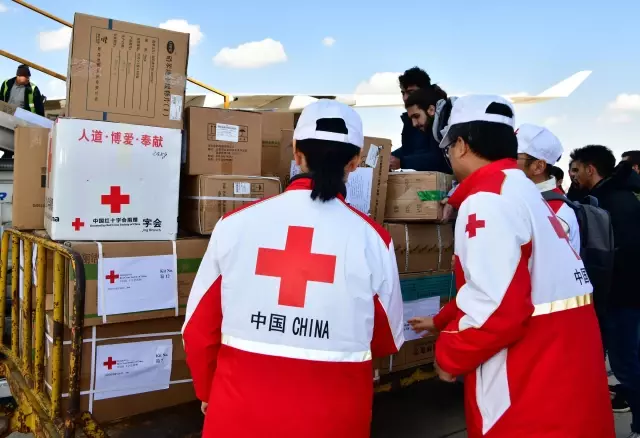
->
xmin=10 ymin=11 xmax=457 ymax=423
xmin=377 ymin=171 xmax=456 ymax=375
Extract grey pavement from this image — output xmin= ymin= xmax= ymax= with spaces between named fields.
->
xmin=371 ymin=377 xmax=632 ymax=438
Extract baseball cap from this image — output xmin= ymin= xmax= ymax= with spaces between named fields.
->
xmin=294 ymin=99 xmax=364 ymax=148
xmin=516 ymin=123 xmax=563 ymax=165
xmin=437 ymin=94 xmax=515 ymax=149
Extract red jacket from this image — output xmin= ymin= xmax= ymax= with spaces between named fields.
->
xmin=434 ymin=160 xmax=613 ymax=437
xmin=182 ymin=177 xmax=405 ymax=438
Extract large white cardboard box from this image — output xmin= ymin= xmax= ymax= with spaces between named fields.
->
xmin=44 ymin=118 xmax=181 ymax=241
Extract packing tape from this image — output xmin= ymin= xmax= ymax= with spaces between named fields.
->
xmin=404 ymin=225 xmax=410 ymax=272
xmin=186 ymin=196 xmax=261 ymax=202
xmin=436 ymin=225 xmax=443 ymax=271
xmin=89 ymin=325 xmax=97 ymax=413
xmin=44 ymin=378 xmax=193 ymax=399
xmin=45 ymin=331 xmax=184 ymax=346
xmin=172 ymin=240 xmax=179 ymax=317
xmin=96 ymin=242 xmax=107 ymax=324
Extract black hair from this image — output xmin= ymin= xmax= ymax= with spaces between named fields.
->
xmin=398 ymin=67 xmax=431 ymax=90
xmin=570 ymin=145 xmax=616 ymax=179
xmin=622 ymin=150 xmax=640 ymax=167
xmin=447 ymin=121 xmax=517 ymax=161
xmin=295 ymin=138 xmax=360 ymax=202
xmin=404 ymin=86 xmax=448 ymax=111
xmin=549 ymin=165 xmax=564 ymax=181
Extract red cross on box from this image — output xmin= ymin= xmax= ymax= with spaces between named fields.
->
xmin=105 ymin=270 xmax=120 ymax=284
xmin=255 ymin=226 xmax=337 ymax=308
xmin=465 ymin=213 xmax=486 ymax=238
xmin=71 ymin=218 xmax=85 ymax=231
xmin=101 ymin=186 xmax=130 ymax=214
xmin=103 ymin=356 xmax=117 ymax=370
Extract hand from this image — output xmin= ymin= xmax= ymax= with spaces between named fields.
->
xmin=201 ymin=402 xmax=208 ymax=415
xmin=435 ymin=360 xmax=456 ymax=383
xmin=407 ymin=316 xmax=439 ymax=337
xmin=389 ymin=156 xmax=401 ymax=171
xmin=440 ymin=197 xmax=456 ymax=223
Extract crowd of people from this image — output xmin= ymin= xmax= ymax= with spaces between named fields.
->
xmin=181 ymin=65 xmax=640 ymax=438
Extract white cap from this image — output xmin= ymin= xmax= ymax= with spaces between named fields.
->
xmin=293 ymin=99 xmax=364 ymax=148
xmin=516 ymin=123 xmax=563 ymax=165
xmin=438 ymin=94 xmax=515 ymax=149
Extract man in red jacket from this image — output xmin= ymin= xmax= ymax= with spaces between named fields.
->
xmin=410 ymin=94 xmax=614 ymax=437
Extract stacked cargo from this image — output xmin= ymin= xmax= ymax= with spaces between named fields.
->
xmin=376 ymin=171 xmax=455 ymax=375
xmin=9 ymin=13 xmax=209 ymax=421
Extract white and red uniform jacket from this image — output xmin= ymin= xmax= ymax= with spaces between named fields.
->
xmin=536 ymin=176 xmax=581 ymax=253
xmin=433 ymin=159 xmax=613 ymax=438
xmin=182 ymin=176 xmax=404 ymax=438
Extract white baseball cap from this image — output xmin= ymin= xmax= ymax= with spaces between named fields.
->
xmin=516 ymin=123 xmax=563 ymax=165
xmin=293 ymin=99 xmax=364 ymax=148
xmin=437 ymin=94 xmax=515 ymax=149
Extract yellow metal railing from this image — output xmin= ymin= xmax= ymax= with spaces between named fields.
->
xmin=0 ymin=229 xmax=87 ymax=438
xmin=7 ymin=0 xmax=231 ymax=109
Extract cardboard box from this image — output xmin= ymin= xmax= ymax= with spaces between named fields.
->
xmin=184 ymin=107 xmax=262 ymax=176
xmin=0 ymin=101 xmax=17 ymax=116
xmin=45 ymin=315 xmax=195 ymax=423
xmin=389 ymin=337 xmax=436 ymax=372
xmin=385 ymin=223 xmax=454 ymax=273
xmin=12 ymin=127 xmax=49 ymax=230
xmin=44 ymin=118 xmax=181 ymax=241
xmin=261 ymin=112 xmax=295 ymax=177
xmin=385 ymin=172 xmax=453 ymax=222
xmin=180 ymin=175 xmax=281 ymax=235
xmin=66 ymin=13 xmax=189 ymax=130
xmin=66 ymin=237 xmax=208 ymax=327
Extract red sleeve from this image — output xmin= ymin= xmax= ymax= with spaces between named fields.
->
xmin=433 ymin=300 xmax=458 ymax=331
xmin=182 ymin=231 xmax=223 ymax=402
xmin=371 ymin=240 xmax=405 ymax=358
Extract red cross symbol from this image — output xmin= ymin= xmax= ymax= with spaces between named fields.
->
xmin=465 ymin=213 xmax=486 ymax=238
xmin=103 ymin=357 xmax=117 ymax=370
xmin=105 ymin=270 xmax=120 ymax=284
xmin=71 ymin=218 xmax=85 ymax=231
xmin=544 ymin=202 xmax=581 ymax=260
xmin=255 ymin=226 xmax=337 ymax=308
xmin=101 ymin=186 xmax=130 ymax=213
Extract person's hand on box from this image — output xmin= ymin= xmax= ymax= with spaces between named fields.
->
xmin=201 ymin=402 xmax=208 ymax=415
xmin=440 ymin=197 xmax=456 ymax=223
xmin=435 ymin=360 xmax=456 ymax=383
xmin=389 ymin=156 xmax=401 ymax=171
xmin=408 ymin=316 xmax=440 ymax=337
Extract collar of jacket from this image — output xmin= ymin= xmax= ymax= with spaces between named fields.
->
xmin=448 ymin=158 xmax=518 ymax=209
xmin=286 ymin=173 xmax=347 ymax=200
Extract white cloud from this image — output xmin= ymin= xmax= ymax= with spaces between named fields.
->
xmin=38 ymin=27 xmax=72 ymax=52
xmin=159 ymin=19 xmax=204 ymax=46
xmin=213 ymin=38 xmax=287 ymax=69
xmin=543 ymin=115 xmax=567 ymax=127
xmin=608 ymin=93 xmax=640 ymax=111
xmin=322 ymin=37 xmax=336 ymax=47
xmin=0 ymin=3 xmax=8 ymax=13
xmin=41 ymin=79 xmax=66 ymax=100
xmin=355 ymin=72 xmax=401 ymax=94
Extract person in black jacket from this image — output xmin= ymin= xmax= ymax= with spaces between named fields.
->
xmin=390 ymin=67 xmax=451 ymax=173
xmin=571 ymin=145 xmax=640 ymax=426
xmin=567 ymin=158 xmax=589 ymax=201
xmin=1 ymin=65 xmax=45 ymax=116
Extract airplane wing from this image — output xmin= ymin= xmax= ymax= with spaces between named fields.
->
xmin=43 ymin=70 xmax=592 ymax=114
xmin=215 ymin=70 xmax=592 ymax=110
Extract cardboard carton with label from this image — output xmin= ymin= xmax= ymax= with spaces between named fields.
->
xmin=65 ymin=13 xmax=189 ymax=130
xmin=13 ymin=127 xmax=49 ymax=230
xmin=44 ymin=118 xmax=181 ymax=241
xmin=184 ymin=107 xmax=262 ymax=176
xmin=180 ymin=175 xmax=282 ymax=235
xmin=384 ymin=223 xmax=454 ymax=273
xmin=385 ymin=172 xmax=454 ymax=222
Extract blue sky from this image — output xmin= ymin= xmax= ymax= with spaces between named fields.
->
xmin=1 ymin=0 xmax=638 ymax=173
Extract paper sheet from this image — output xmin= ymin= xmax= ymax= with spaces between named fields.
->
xmin=346 ymin=167 xmax=374 ymax=215
xmin=403 ymin=296 xmax=442 ymax=341
xmin=215 ymin=123 xmax=239 ymax=142
xmin=98 ymin=255 xmax=178 ymax=316
xmin=94 ymin=339 xmax=173 ymax=400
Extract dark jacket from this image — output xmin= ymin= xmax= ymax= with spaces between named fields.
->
xmin=567 ymin=183 xmax=589 ymax=202
xmin=391 ymin=112 xmax=451 ymax=173
xmin=590 ymin=161 xmax=640 ymax=308
xmin=0 ymin=77 xmax=45 ymax=116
